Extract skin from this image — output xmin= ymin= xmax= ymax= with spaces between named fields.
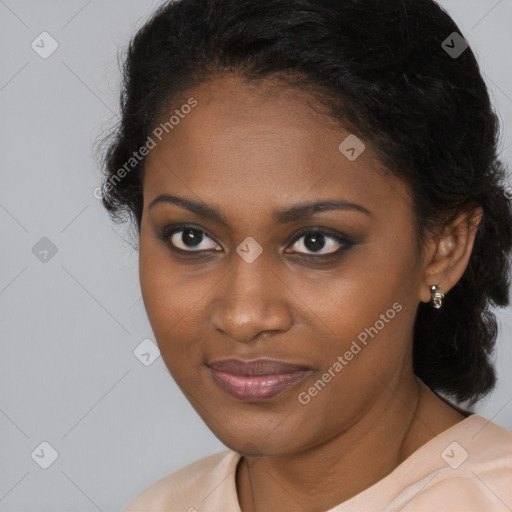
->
xmin=138 ymin=74 xmax=482 ymax=511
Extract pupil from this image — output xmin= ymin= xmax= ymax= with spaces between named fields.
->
xmin=183 ymin=229 xmax=203 ymax=247
xmin=305 ymin=232 xmax=325 ymax=252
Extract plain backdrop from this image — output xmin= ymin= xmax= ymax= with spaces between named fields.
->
xmin=1 ymin=1 xmax=511 ymax=511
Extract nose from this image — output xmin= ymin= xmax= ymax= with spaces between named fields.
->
xmin=210 ymin=254 xmax=293 ymax=344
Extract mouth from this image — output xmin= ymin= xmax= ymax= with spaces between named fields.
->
xmin=207 ymin=358 xmax=312 ymax=402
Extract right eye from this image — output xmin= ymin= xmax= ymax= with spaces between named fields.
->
xmin=162 ymin=226 xmax=222 ymax=253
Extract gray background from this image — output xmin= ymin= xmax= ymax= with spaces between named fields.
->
xmin=1 ymin=1 xmax=511 ymax=511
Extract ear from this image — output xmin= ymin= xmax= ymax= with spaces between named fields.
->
xmin=419 ymin=207 xmax=483 ymax=304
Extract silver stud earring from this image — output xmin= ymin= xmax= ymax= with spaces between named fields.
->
xmin=430 ymin=285 xmax=444 ymax=309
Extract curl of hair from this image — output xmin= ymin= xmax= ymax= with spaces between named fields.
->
xmin=98 ymin=0 xmax=512 ymax=404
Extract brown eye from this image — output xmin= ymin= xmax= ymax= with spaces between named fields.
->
xmin=168 ymin=228 xmax=220 ymax=252
xmin=287 ymin=229 xmax=351 ymax=256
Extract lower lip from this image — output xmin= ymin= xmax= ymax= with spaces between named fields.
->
xmin=208 ymin=368 xmax=310 ymax=401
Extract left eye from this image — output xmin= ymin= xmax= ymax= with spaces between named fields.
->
xmin=287 ymin=230 xmax=344 ymax=256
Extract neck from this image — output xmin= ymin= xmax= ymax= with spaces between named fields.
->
xmin=236 ymin=375 xmax=465 ymax=512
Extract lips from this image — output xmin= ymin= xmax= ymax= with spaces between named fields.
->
xmin=207 ymin=358 xmax=312 ymax=401
xmin=209 ymin=358 xmax=310 ymax=376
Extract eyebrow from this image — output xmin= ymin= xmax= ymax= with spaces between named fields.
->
xmin=148 ymin=194 xmax=373 ymax=225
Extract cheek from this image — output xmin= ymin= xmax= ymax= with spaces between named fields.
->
xmin=289 ymin=247 xmax=418 ymax=431
xmin=304 ymin=238 xmax=417 ymax=333
xmin=139 ymin=230 xmax=184 ymax=344
xmin=138 ymin=232 xmax=214 ymax=372
xmin=295 ymin=235 xmax=421 ymax=397
xmin=139 ymin=244 xmax=173 ymax=330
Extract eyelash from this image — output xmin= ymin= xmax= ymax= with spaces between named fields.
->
xmin=158 ymin=224 xmax=355 ymax=259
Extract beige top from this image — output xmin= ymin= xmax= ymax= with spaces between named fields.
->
xmin=122 ymin=414 xmax=512 ymax=511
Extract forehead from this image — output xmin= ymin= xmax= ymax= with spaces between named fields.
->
xmin=142 ymin=74 xmax=409 ymax=221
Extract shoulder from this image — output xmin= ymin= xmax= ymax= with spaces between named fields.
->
xmin=398 ymin=415 xmax=512 ymax=512
xmin=398 ymin=476 xmax=512 ymax=511
xmin=121 ymin=450 xmax=241 ymax=511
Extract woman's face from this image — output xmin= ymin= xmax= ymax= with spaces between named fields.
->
xmin=139 ymin=74 xmax=428 ymax=456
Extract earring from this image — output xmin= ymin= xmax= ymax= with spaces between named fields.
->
xmin=430 ymin=285 xmax=444 ymax=309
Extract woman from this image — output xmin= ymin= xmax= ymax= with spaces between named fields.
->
xmin=100 ymin=0 xmax=512 ymax=510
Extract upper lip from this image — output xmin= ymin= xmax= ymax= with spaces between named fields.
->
xmin=207 ymin=358 xmax=311 ymax=376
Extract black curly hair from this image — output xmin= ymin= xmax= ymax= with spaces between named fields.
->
xmin=98 ymin=0 xmax=512 ymax=405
